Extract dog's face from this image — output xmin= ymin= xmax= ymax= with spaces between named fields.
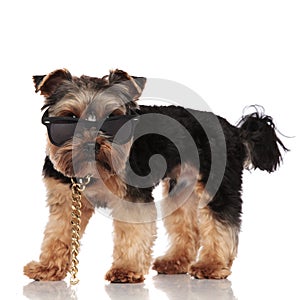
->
xmin=35 ymin=68 xmax=146 ymax=180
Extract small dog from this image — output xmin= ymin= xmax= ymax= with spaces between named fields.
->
xmin=24 ymin=69 xmax=286 ymax=283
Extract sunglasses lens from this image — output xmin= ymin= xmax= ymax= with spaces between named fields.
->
xmin=48 ymin=123 xmax=77 ymax=146
xmin=42 ymin=111 xmax=139 ymax=147
xmin=112 ymin=121 xmax=134 ymax=144
xmin=101 ymin=116 xmax=137 ymax=144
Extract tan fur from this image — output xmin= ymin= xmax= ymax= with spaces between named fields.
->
xmin=153 ymin=164 xmax=238 ymax=279
xmin=153 ymin=186 xmax=200 ymax=273
xmin=46 ymin=80 xmax=132 ymax=179
xmin=49 ymin=83 xmax=127 ymax=119
xmin=47 ymin=130 xmax=131 ymax=179
xmin=23 ymin=178 xmax=94 ymax=281
xmin=189 ymin=207 xmax=238 ymax=279
xmin=106 ymin=200 xmax=157 ymax=283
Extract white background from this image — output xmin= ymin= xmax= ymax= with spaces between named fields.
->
xmin=1 ymin=1 xmax=299 ymax=299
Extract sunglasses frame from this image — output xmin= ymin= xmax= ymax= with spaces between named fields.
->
xmin=41 ymin=109 xmax=139 ymax=147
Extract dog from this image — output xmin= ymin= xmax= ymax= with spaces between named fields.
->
xmin=24 ymin=69 xmax=287 ymax=283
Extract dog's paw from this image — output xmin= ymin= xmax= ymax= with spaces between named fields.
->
xmin=105 ymin=268 xmax=145 ymax=283
xmin=24 ymin=261 xmax=68 ymax=281
xmin=152 ymin=256 xmax=189 ymax=274
xmin=189 ymin=262 xmax=231 ymax=279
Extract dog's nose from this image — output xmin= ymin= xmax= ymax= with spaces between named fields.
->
xmin=84 ymin=142 xmax=101 ymax=154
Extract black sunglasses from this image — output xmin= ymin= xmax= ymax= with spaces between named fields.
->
xmin=42 ymin=109 xmax=139 ymax=147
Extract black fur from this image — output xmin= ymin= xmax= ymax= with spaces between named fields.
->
xmin=43 ymin=156 xmax=98 ymax=187
xmin=126 ymin=106 xmax=245 ymax=227
xmin=125 ymin=105 xmax=286 ymax=228
xmin=238 ymin=112 xmax=288 ymax=172
xmin=43 ymin=156 xmax=71 ymax=184
xmin=33 ymin=75 xmax=46 ymax=92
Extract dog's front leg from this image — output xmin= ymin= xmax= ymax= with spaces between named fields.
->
xmin=105 ymin=216 xmax=156 ymax=283
xmin=24 ymin=178 xmax=94 ymax=281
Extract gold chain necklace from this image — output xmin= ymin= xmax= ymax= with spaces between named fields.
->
xmin=69 ymin=175 xmax=91 ymax=285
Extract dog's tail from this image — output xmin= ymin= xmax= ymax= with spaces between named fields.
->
xmin=238 ymin=107 xmax=288 ymax=172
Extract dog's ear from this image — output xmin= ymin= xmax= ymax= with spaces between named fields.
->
xmin=33 ymin=68 xmax=72 ymax=97
xmin=108 ymin=69 xmax=146 ymax=101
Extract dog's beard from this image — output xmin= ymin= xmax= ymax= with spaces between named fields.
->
xmin=48 ymin=135 xmax=131 ymax=180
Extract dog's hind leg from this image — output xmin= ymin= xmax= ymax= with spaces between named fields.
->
xmin=153 ymin=165 xmax=205 ymax=274
xmin=153 ymin=193 xmax=200 ymax=274
xmin=189 ymin=205 xmax=239 ymax=279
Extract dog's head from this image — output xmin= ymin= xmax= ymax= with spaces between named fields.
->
xmin=35 ymin=68 xmax=146 ymax=179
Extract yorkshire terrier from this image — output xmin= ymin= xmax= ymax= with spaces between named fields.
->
xmin=24 ymin=69 xmax=286 ymax=283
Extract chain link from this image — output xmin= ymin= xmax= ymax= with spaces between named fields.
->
xmin=69 ymin=175 xmax=91 ymax=286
